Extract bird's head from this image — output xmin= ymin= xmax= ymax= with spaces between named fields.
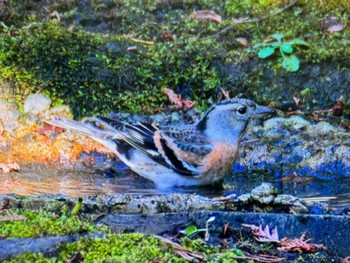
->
xmin=197 ymin=98 xmax=275 ymax=143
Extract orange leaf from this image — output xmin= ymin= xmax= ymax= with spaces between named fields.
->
xmin=189 ymin=10 xmax=222 ymax=24
xmin=163 ymin=88 xmax=194 ymax=109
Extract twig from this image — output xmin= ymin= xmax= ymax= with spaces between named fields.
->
xmin=208 ymin=0 xmax=297 ymax=38
xmin=233 ymin=253 xmax=284 ymax=263
xmin=0 ymin=210 xmax=27 ymax=222
xmin=155 ymin=236 xmax=205 ymax=261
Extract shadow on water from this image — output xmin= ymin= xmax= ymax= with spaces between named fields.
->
xmin=1 ymin=166 xmax=350 ymax=208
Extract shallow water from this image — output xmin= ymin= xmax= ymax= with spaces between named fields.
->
xmin=1 ymin=167 xmax=350 ymax=208
xmin=227 ymin=171 xmax=350 ymax=208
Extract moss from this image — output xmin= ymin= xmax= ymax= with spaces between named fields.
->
xmin=4 ymin=233 xmax=244 ymax=263
xmin=0 ymin=0 xmax=349 ymax=117
xmin=0 ymin=209 xmax=94 ymax=238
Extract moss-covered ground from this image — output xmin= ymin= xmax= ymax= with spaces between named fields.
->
xmin=0 ymin=0 xmax=349 ymax=118
xmin=0 ymin=209 xmax=93 ymax=238
xmin=1 ymin=208 xmax=244 ymax=262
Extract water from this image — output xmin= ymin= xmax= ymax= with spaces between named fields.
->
xmin=1 ymin=167 xmax=350 ymax=208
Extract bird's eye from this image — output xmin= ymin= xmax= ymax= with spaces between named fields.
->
xmin=237 ymin=106 xmax=247 ymax=114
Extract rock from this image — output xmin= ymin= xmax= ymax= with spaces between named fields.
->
xmin=23 ymin=94 xmax=51 ymax=115
xmin=0 ymin=99 xmax=20 ymax=132
xmin=47 ymin=105 xmax=73 ymax=118
xmin=274 ymin=194 xmax=299 ymax=205
xmin=284 ymin=116 xmax=311 ymax=130
xmin=263 ymin=117 xmax=286 ymax=130
xmin=237 ymin=193 xmax=251 ymax=204
xmin=308 ymin=121 xmax=336 ymax=136
xmin=250 ymin=183 xmax=277 ymax=204
xmin=263 ymin=116 xmax=311 ymax=131
xmin=251 ymin=182 xmax=276 ymax=197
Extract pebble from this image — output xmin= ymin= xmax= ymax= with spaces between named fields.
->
xmin=0 ymin=99 xmax=20 ymax=132
xmin=23 ymin=94 xmax=51 ymax=115
xmin=308 ymin=121 xmax=336 ymax=136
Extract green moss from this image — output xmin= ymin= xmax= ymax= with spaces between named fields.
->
xmin=5 ymin=233 xmax=244 ymax=263
xmin=0 ymin=0 xmax=349 ymax=117
xmin=0 ymin=209 xmax=94 ymax=238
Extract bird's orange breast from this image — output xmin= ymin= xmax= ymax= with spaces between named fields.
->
xmin=200 ymin=142 xmax=239 ymax=183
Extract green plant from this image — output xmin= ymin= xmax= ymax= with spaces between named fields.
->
xmin=254 ymin=33 xmax=309 ymax=72
xmin=181 ymin=216 xmax=215 ymax=241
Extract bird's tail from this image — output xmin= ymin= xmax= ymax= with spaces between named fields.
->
xmin=46 ymin=116 xmax=121 ymax=141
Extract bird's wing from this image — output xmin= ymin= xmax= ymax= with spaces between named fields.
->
xmin=96 ymin=116 xmax=212 ymax=176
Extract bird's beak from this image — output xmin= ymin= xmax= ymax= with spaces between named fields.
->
xmin=253 ymin=105 xmax=275 ymax=119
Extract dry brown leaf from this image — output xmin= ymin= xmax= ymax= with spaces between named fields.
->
xmin=242 ymin=224 xmax=280 ymax=243
xmin=326 ymin=24 xmax=345 ymax=34
xmin=0 ymin=200 xmax=10 ymax=210
xmin=155 ymin=236 xmax=205 ymax=261
xmin=212 ymin=193 xmax=236 ymax=202
xmin=0 ymin=160 xmax=20 ymax=174
xmin=50 ymin=11 xmax=61 ymax=21
xmin=278 ymin=232 xmax=327 ymax=253
xmin=174 ymin=250 xmax=205 ymax=261
xmin=235 ymin=37 xmax=249 ymax=47
xmin=189 ymin=10 xmax=222 ymax=24
xmin=292 ymin=96 xmax=301 ymax=107
xmin=163 ymin=88 xmax=194 ymax=109
xmin=220 ymin=88 xmax=230 ymax=99
xmin=37 ymin=125 xmax=65 ymax=136
xmin=332 ymin=97 xmax=344 ymax=116
xmin=342 ymin=121 xmax=350 ymax=130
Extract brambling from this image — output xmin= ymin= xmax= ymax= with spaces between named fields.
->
xmin=47 ymin=98 xmax=274 ymax=188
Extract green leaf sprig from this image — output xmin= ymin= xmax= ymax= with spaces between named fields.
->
xmin=254 ymin=33 xmax=309 ymax=72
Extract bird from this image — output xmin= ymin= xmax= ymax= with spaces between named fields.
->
xmin=46 ymin=98 xmax=275 ymax=188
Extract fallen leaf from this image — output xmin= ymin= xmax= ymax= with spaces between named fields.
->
xmin=332 ymin=97 xmax=344 ymax=116
xmin=37 ymin=125 xmax=65 ymax=136
xmin=278 ymin=232 xmax=327 ymax=253
xmin=161 ymin=30 xmax=176 ymax=41
xmin=50 ymin=11 xmax=61 ymax=21
xmin=322 ymin=16 xmax=345 ymax=34
xmin=235 ymin=37 xmax=249 ymax=47
xmin=212 ymin=193 xmax=236 ymax=202
xmin=163 ymin=88 xmax=194 ymax=109
xmin=0 ymin=160 xmax=20 ymax=174
xmin=342 ymin=121 xmax=350 ymax=130
xmin=155 ymin=236 xmax=205 ymax=261
xmin=0 ymin=200 xmax=10 ymax=210
xmin=220 ymin=88 xmax=230 ymax=99
xmin=242 ymin=224 xmax=280 ymax=243
xmin=189 ymin=10 xmax=222 ymax=24
xmin=326 ymin=24 xmax=345 ymax=34
xmin=293 ymin=96 xmax=301 ymax=107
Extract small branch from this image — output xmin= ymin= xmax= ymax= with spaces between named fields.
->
xmin=208 ymin=0 xmax=298 ymax=38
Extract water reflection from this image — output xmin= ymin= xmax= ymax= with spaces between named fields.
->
xmin=1 ymin=169 xmax=349 ymax=208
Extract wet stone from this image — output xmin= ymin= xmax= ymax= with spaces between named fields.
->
xmin=274 ymin=194 xmax=299 ymax=205
xmin=0 ymin=99 xmax=20 ymax=132
xmin=23 ymin=94 xmax=52 ymax=115
xmin=236 ymin=193 xmax=252 ymax=204
xmin=251 ymin=182 xmax=277 ymax=198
